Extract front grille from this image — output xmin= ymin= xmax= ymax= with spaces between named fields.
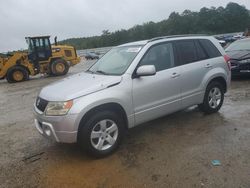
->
xmin=240 ymin=63 xmax=250 ymax=70
xmin=36 ymin=97 xmax=48 ymax=112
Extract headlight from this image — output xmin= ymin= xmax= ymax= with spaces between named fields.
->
xmin=239 ymin=59 xmax=250 ymax=64
xmin=45 ymin=100 xmax=73 ymax=116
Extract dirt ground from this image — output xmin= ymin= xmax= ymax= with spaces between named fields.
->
xmin=0 ymin=61 xmax=250 ymax=188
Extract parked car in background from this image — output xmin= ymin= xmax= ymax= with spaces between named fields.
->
xmin=34 ymin=35 xmax=231 ymax=157
xmin=233 ymin=33 xmax=244 ymax=40
xmin=85 ymin=52 xmax=99 ymax=60
xmin=218 ymin=40 xmax=226 ymax=47
xmin=224 ymin=35 xmax=236 ymax=43
xmin=225 ymin=38 xmax=250 ymax=76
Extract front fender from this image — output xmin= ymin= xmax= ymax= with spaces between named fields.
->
xmin=68 ymin=82 xmax=134 ymax=131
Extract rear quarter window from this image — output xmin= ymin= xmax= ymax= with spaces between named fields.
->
xmin=199 ymin=39 xmax=221 ymax=58
xmin=195 ymin=40 xmax=208 ymax=60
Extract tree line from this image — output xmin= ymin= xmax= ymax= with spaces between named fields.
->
xmin=60 ymin=2 xmax=250 ymax=50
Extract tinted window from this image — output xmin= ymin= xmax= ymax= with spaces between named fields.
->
xmin=175 ymin=40 xmax=197 ymax=65
xmin=140 ymin=43 xmax=174 ymax=72
xmin=195 ymin=40 xmax=208 ymax=60
xmin=199 ymin=39 xmax=221 ymax=58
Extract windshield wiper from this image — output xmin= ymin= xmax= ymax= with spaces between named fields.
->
xmin=96 ymin=70 xmax=109 ymax=75
xmin=86 ymin=69 xmax=94 ymax=74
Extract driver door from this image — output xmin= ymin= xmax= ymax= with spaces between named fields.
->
xmin=132 ymin=42 xmax=182 ymax=125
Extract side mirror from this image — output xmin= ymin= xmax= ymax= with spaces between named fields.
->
xmin=136 ymin=65 xmax=156 ymax=77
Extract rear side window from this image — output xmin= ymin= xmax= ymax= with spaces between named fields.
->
xmin=195 ymin=40 xmax=208 ymax=60
xmin=199 ymin=39 xmax=221 ymax=58
xmin=175 ymin=40 xmax=198 ymax=65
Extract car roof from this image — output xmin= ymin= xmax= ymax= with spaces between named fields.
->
xmin=118 ymin=34 xmax=209 ymax=47
xmin=118 ymin=40 xmax=149 ymax=47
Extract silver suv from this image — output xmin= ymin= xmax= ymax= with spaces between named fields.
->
xmin=34 ymin=35 xmax=231 ymax=157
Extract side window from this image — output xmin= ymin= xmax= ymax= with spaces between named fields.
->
xmin=39 ymin=38 xmax=44 ymax=47
xmin=33 ymin=38 xmax=43 ymax=49
xmin=27 ymin=39 xmax=34 ymax=53
xmin=34 ymin=39 xmax=40 ymax=48
xmin=199 ymin=39 xmax=221 ymax=58
xmin=140 ymin=43 xmax=174 ymax=72
xmin=195 ymin=40 xmax=208 ymax=61
xmin=44 ymin=38 xmax=50 ymax=50
xmin=175 ymin=40 xmax=197 ymax=65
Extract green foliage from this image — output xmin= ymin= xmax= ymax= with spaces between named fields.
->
xmin=60 ymin=2 xmax=250 ymax=50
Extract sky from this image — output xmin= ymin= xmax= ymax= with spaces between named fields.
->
xmin=0 ymin=0 xmax=250 ymax=52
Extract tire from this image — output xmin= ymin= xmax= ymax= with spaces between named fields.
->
xmin=6 ymin=66 xmax=29 ymax=83
xmin=78 ymin=111 xmax=125 ymax=158
xmin=198 ymin=81 xmax=224 ymax=114
xmin=50 ymin=59 xmax=69 ymax=76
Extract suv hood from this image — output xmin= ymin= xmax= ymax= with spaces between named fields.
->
xmin=39 ymin=72 xmax=122 ymax=101
xmin=227 ymin=50 xmax=250 ymax=60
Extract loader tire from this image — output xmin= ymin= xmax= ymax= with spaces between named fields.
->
xmin=51 ymin=59 xmax=69 ymax=76
xmin=6 ymin=66 xmax=29 ymax=83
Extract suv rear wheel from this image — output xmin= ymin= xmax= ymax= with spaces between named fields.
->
xmin=78 ymin=111 xmax=125 ymax=157
xmin=199 ymin=81 xmax=224 ymax=114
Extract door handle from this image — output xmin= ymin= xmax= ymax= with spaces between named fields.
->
xmin=171 ymin=72 xmax=180 ymax=78
xmin=205 ymin=64 xmax=212 ymax=68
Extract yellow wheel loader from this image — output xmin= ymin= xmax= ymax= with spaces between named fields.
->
xmin=0 ymin=36 xmax=80 ymax=83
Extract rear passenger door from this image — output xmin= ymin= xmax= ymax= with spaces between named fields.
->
xmin=174 ymin=39 xmax=211 ymax=108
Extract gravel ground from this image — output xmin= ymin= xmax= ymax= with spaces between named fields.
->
xmin=0 ymin=60 xmax=250 ymax=188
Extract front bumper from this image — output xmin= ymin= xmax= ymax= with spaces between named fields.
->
xmin=34 ymin=106 xmax=78 ymax=143
xmin=231 ymin=61 xmax=250 ymax=76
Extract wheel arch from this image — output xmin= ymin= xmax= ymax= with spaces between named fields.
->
xmin=77 ymin=102 xmax=128 ymax=142
xmin=7 ymin=64 xmax=30 ymax=75
xmin=4 ymin=59 xmax=31 ymax=76
xmin=50 ymin=57 xmax=65 ymax=63
xmin=15 ymin=64 xmax=31 ymax=75
xmin=206 ymin=76 xmax=227 ymax=93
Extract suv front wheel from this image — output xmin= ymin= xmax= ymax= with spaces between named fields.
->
xmin=78 ymin=111 xmax=125 ymax=157
xmin=199 ymin=81 xmax=224 ymax=114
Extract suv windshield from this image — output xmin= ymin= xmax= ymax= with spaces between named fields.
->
xmin=89 ymin=46 xmax=142 ymax=75
xmin=226 ymin=39 xmax=250 ymax=52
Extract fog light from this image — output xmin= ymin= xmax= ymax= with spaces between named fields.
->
xmin=44 ymin=126 xmax=52 ymax=136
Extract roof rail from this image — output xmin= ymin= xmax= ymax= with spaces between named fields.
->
xmin=148 ymin=34 xmax=207 ymax=43
xmin=25 ymin=36 xmax=50 ymax=39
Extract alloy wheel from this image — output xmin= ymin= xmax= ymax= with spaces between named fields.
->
xmin=90 ymin=119 xmax=118 ymax=151
xmin=208 ymin=87 xmax=222 ymax=109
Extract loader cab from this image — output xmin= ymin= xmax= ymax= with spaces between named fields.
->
xmin=26 ymin=36 xmax=52 ymax=62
